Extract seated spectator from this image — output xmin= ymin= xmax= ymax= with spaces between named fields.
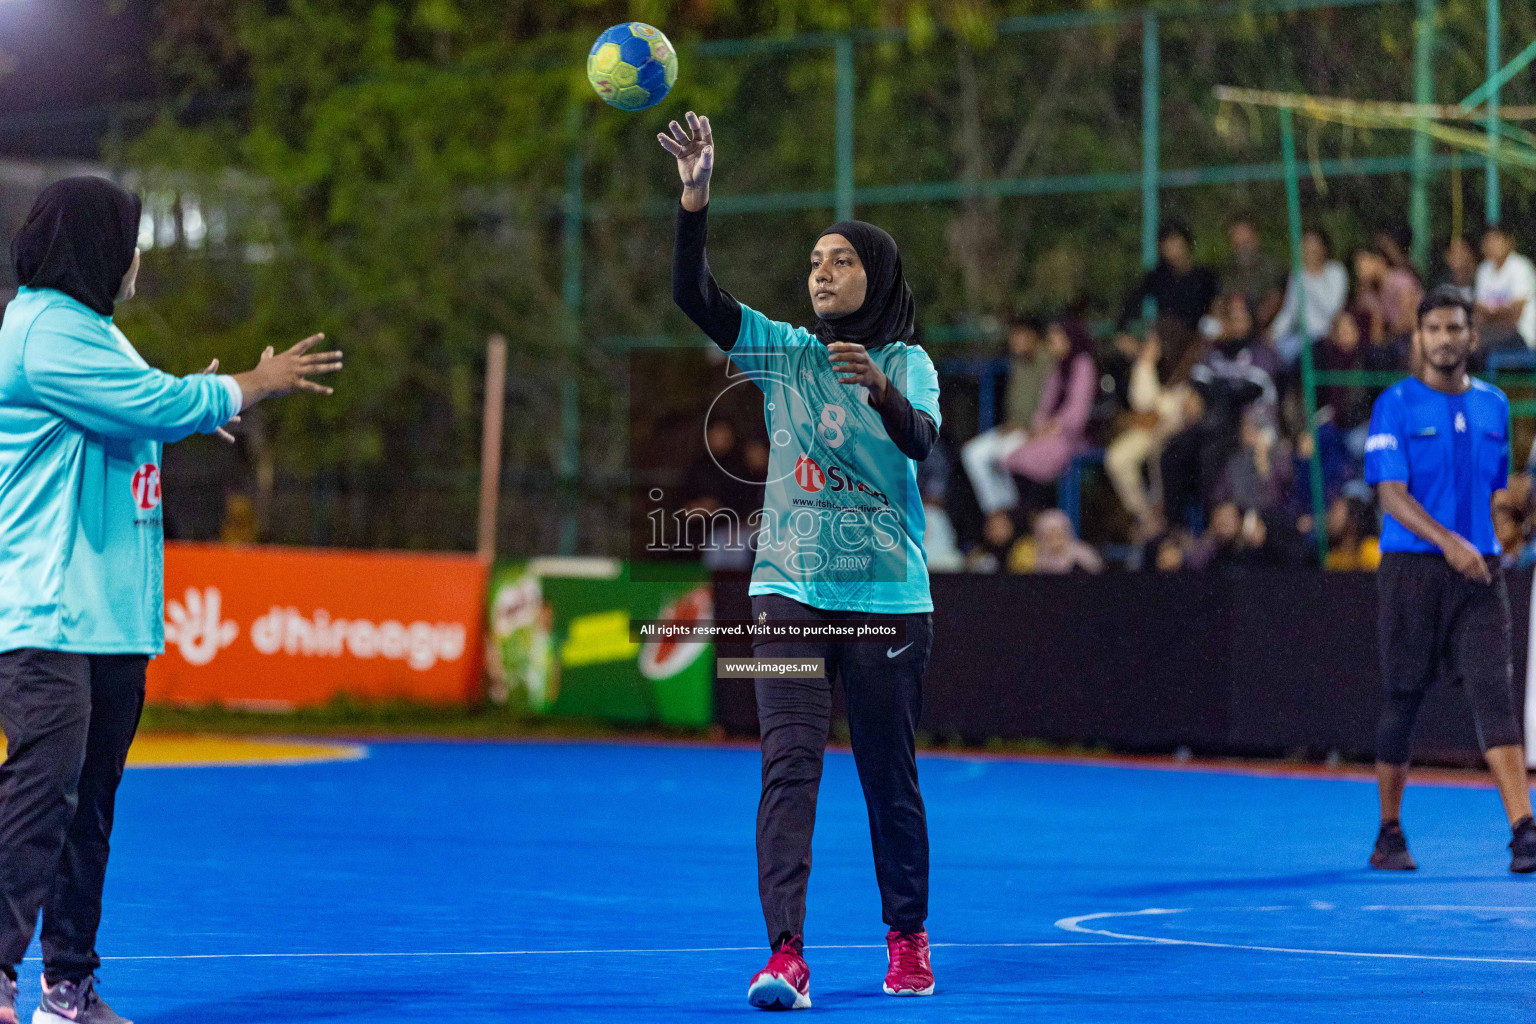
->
xmin=960 ymin=316 xmax=1054 ymax=514
xmin=922 ymin=492 xmax=964 ymax=573
xmin=1000 ymin=318 xmax=1098 ymax=512
xmin=966 ymin=509 xmax=1017 ymax=574
xmin=1115 ymin=220 xmax=1220 ymax=376
xmin=1268 ymin=228 xmax=1348 ymax=366
xmin=1185 ymin=501 xmax=1263 ymax=568
xmin=1475 ymin=224 xmax=1536 ymax=353
xmin=1495 ymin=473 xmax=1536 ymax=569
xmin=1159 ymin=295 xmax=1276 ymax=524
xmin=1313 ymin=310 xmax=1373 ymax=432
xmin=1442 ymin=235 xmax=1478 ymax=304
xmin=919 ymin=442 xmax=963 ymax=573
xmin=1104 ymin=329 xmax=1203 ymax=539
xmin=1223 ymin=213 xmax=1285 ymax=330
xmin=1027 ymin=509 xmax=1104 ymax=575
xmin=1352 ymin=236 xmax=1422 ymax=347
xmin=1322 ymin=495 xmax=1382 ymax=571
xmin=1213 ymin=406 xmax=1294 ymax=516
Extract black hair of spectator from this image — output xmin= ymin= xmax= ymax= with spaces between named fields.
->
xmin=1158 ymin=219 xmax=1194 ymax=246
xmin=1226 ymin=210 xmax=1256 ymax=229
xmin=1304 ymin=226 xmax=1332 ymax=256
xmin=1008 ymin=312 xmax=1046 ymax=335
xmin=1415 ymin=284 xmax=1474 ymax=327
xmin=1484 ymin=223 xmax=1514 ymax=243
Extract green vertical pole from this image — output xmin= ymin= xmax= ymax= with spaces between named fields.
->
xmin=1140 ymin=14 xmax=1160 ymax=274
xmin=1486 ymin=0 xmax=1501 ymax=225
xmin=834 ymin=35 xmax=855 ymax=223
xmin=1409 ymin=0 xmax=1435 ymax=273
xmin=1282 ymin=108 xmax=1328 ymax=566
xmin=560 ymin=103 xmax=584 ymax=556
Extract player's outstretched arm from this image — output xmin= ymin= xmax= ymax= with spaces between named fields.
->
xmin=664 ymin=111 xmax=741 ymax=349
xmin=231 ymin=334 xmax=343 ymax=412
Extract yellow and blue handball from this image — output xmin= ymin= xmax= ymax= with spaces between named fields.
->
xmin=587 ymin=22 xmax=678 ymax=111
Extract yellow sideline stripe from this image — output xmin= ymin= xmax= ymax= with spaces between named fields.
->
xmin=0 ymin=735 xmax=365 ymax=767
xmin=122 ymin=735 xmax=367 ymax=767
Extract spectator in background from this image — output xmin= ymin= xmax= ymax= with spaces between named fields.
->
xmin=1001 ymin=318 xmax=1098 ymax=512
xmin=1186 ymin=501 xmax=1266 ymax=568
xmin=1268 ymin=228 xmax=1348 ymax=368
xmin=1475 ymin=225 xmax=1536 ymax=353
xmin=1027 ymin=509 xmax=1104 ymax=574
xmin=967 ymin=510 xmax=1018 ymax=574
xmin=1443 ymin=235 xmax=1479 ymax=304
xmin=1213 ymin=406 xmax=1294 ymax=518
xmin=680 ymin=419 xmax=758 ymax=570
xmin=1115 ymin=220 xmax=1220 ymax=375
xmin=1159 ymin=294 xmax=1276 ymax=524
xmin=959 ymin=316 xmax=1054 ymax=514
xmin=1222 ymin=213 xmax=1285 ymax=330
xmin=1323 ymin=494 xmax=1382 ymax=571
xmin=1495 ymin=474 xmax=1536 ymax=569
xmin=919 ymin=451 xmax=964 ymax=573
xmin=1353 ymin=236 xmax=1423 ymax=347
xmin=1104 ymin=329 xmax=1203 ymax=539
xmin=1313 ymin=310 xmax=1372 ymax=433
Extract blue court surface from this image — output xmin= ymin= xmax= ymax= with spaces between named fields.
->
xmin=60 ymin=741 xmax=1536 ymax=1022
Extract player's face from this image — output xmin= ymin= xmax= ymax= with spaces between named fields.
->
xmin=1415 ymin=305 xmax=1474 ymax=372
xmin=116 ymin=247 xmax=141 ymax=303
xmin=809 ymin=235 xmax=867 ymax=318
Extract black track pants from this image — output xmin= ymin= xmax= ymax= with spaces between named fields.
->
xmin=0 ymin=649 xmax=146 ymax=982
xmin=750 ymin=593 xmax=932 ymax=950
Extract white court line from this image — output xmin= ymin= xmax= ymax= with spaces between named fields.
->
xmin=71 ymin=941 xmax=1135 ymax=963
xmin=1056 ymin=908 xmax=1536 ymax=966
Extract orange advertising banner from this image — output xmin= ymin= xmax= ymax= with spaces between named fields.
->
xmin=149 ymin=542 xmax=488 ymax=709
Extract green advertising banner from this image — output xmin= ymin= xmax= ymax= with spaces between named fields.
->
xmin=487 ymin=559 xmax=713 ymax=726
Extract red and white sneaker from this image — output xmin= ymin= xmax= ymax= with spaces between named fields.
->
xmin=747 ymin=938 xmax=811 ymax=1010
xmin=883 ymin=928 xmax=935 ymax=996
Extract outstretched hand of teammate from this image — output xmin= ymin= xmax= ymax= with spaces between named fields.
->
xmin=658 ymin=111 xmax=713 ymax=212
xmin=231 ymin=334 xmax=343 ymax=412
xmin=198 ymin=358 xmax=240 ymax=443
xmin=1443 ymin=531 xmax=1493 ymax=584
xmin=828 ymin=342 xmax=889 ymax=404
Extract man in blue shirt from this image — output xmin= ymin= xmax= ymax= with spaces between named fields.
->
xmin=1364 ymin=285 xmax=1535 ymax=872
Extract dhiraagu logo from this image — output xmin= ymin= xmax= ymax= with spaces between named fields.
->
xmin=561 ymin=610 xmax=640 ymax=667
xmin=164 ymin=587 xmax=239 ymax=665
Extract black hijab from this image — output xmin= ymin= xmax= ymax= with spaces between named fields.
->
xmin=811 ymin=220 xmax=916 ymax=349
xmin=12 ymin=176 xmax=142 ymax=318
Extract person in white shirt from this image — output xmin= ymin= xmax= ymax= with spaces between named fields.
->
xmin=1268 ymin=228 xmax=1348 ymax=366
xmin=1474 ymin=225 xmax=1536 ymax=352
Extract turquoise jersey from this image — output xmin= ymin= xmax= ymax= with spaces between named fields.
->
xmin=0 ymin=286 xmax=241 ymax=654
xmin=729 ymin=303 xmax=941 ymax=614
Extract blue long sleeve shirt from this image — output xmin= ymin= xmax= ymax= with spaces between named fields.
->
xmin=0 ymin=286 xmax=241 ymax=654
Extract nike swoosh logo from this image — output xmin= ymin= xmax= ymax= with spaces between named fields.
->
xmin=887 ymin=643 xmax=914 ymax=658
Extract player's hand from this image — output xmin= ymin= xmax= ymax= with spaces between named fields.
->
xmin=1443 ymin=533 xmax=1492 ymax=584
xmin=198 ymin=358 xmax=240 ymax=443
xmin=231 ymin=334 xmax=343 ymax=411
xmin=827 ymin=342 xmax=888 ymax=401
xmin=658 ymin=111 xmax=713 ymax=211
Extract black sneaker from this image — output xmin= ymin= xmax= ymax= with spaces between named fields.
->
xmin=1510 ymin=816 xmax=1536 ymax=873
xmin=1370 ymin=820 xmax=1417 ymax=871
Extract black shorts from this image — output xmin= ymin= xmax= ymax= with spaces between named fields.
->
xmin=1375 ymin=551 xmax=1522 ymax=762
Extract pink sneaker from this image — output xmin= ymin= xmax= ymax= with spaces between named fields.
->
xmin=883 ymin=928 xmax=935 ymax=996
xmin=747 ymin=938 xmax=811 ymax=1010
